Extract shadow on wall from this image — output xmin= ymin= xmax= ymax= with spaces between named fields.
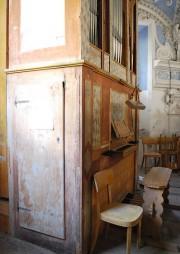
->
xmin=139 ymin=128 xmax=150 ymax=138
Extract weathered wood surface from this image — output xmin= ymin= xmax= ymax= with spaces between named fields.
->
xmin=142 ymin=187 xmax=164 ymax=240
xmin=7 ymin=68 xmax=82 ymax=254
xmin=142 ymin=167 xmax=172 ymax=246
xmin=143 ymin=167 xmax=172 ymax=189
xmin=6 ymin=1 xmax=139 ymax=254
xmin=0 ymin=145 xmax=8 ymax=198
xmin=0 ymin=0 xmax=9 ymax=234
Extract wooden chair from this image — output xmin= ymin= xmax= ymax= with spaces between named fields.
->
xmin=159 ymin=134 xmax=179 ymax=170
xmin=90 ymin=168 xmax=143 ymax=254
xmin=141 ymin=137 xmax=161 ymax=172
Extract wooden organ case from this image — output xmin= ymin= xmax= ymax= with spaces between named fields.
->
xmin=6 ymin=0 xmax=139 ymax=253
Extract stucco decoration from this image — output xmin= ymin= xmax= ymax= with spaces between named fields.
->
xmin=166 ymin=0 xmax=173 ymax=7
xmin=138 ymin=1 xmax=176 ymax=59
xmin=165 ymin=88 xmax=180 ymax=115
xmin=139 ymin=1 xmax=180 ymax=91
xmin=154 ymin=60 xmax=180 ymax=89
xmin=148 ymin=0 xmax=173 ymax=6
xmin=173 ymin=24 xmax=180 ymax=61
xmin=174 ymin=3 xmax=180 ymax=25
xmin=157 ymin=42 xmax=174 ymax=60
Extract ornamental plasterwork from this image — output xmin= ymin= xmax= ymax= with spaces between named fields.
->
xmin=174 ymin=1 xmax=180 ymax=24
xmin=147 ymin=0 xmax=173 ymax=6
xmin=138 ymin=0 xmax=177 ymax=60
xmin=138 ymin=1 xmax=180 ymax=88
xmin=156 ymin=42 xmax=174 ymax=60
xmin=138 ymin=1 xmax=172 ymax=26
xmin=165 ymin=88 xmax=180 ymax=115
xmin=146 ymin=0 xmax=180 ymax=24
xmin=153 ymin=60 xmax=180 ymax=89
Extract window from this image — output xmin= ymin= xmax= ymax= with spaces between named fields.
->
xmin=89 ymin=0 xmax=109 ymax=53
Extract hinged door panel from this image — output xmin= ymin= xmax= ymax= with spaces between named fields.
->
xmin=14 ymin=83 xmax=65 ymax=239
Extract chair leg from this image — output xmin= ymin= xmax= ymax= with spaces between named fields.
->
xmin=126 ymin=227 xmax=132 ymax=254
xmin=105 ymin=223 xmax=109 ymax=238
xmin=137 ymin=220 xmax=142 ymax=248
xmin=144 ymin=157 xmax=147 ymax=173
xmin=89 ymin=218 xmax=100 ymax=254
xmin=141 ymin=156 xmax=144 ymax=169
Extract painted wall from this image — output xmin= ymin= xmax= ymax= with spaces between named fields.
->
xmin=138 ymin=0 xmax=180 ymax=167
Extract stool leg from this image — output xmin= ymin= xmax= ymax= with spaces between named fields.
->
xmin=126 ymin=227 xmax=132 ymax=254
xmin=137 ymin=220 xmax=142 ymax=248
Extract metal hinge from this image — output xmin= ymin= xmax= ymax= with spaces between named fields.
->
xmin=15 ymin=100 xmax=30 ymax=107
xmin=18 ymin=206 xmax=31 ymax=212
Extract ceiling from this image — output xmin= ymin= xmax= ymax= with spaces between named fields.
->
xmin=141 ymin=0 xmax=180 ymax=25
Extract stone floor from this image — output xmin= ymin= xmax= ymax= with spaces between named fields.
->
xmin=93 ymin=169 xmax=180 ymax=254
xmin=93 ymin=208 xmax=180 ymax=254
xmin=0 ymin=232 xmax=56 ymax=254
xmin=0 ymin=169 xmax=180 ymax=254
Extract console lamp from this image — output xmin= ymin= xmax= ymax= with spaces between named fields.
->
xmin=125 ymin=86 xmax=146 ymax=110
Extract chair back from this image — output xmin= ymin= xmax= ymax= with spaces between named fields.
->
xmin=141 ymin=137 xmax=159 ymax=153
xmin=159 ymin=134 xmax=179 ymax=169
xmin=159 ymin=134 xmax=178 ymax=151
xmin=94 ymin=168 xmax=114 ymax=207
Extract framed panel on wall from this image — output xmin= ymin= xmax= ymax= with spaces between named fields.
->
xmin=110 ymin=89 xmax=133 ymax=149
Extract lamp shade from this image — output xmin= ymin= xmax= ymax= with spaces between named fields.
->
xmin=125 ymin=99 xmax=146 ymax=110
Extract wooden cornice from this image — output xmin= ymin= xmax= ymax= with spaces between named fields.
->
xmin=5 ymin=60 xmax=136 ymax=90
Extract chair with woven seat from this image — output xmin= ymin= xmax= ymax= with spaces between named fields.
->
xmin=141 ymin=137 xmax=161 ymax=173
xmin=89 ymin=168 xmax=143 ymax=254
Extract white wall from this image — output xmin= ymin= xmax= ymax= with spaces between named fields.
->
xmin=137 ymin=15 xmax=180 ymax=168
